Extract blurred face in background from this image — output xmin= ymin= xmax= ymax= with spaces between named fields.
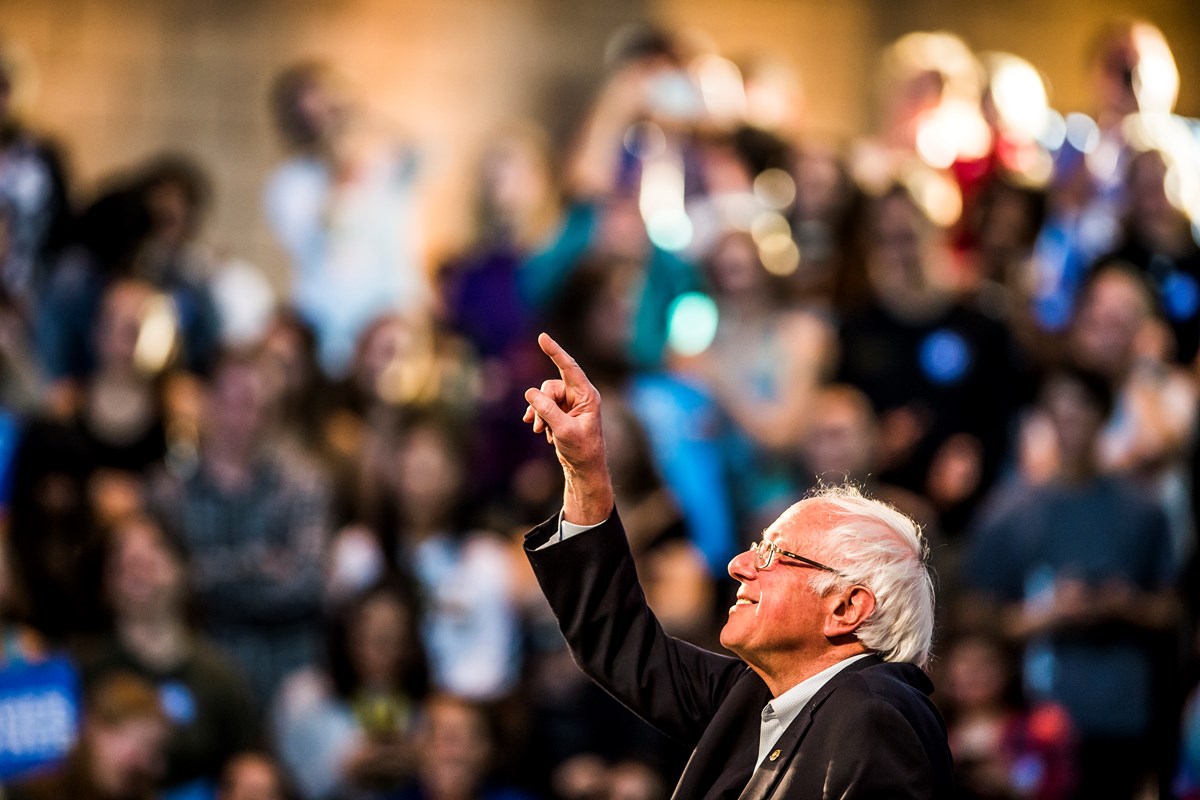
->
xmin=285 ymin=72 xmax=353 ymax=150
xmin=706 ymin=232 xmax=765 ymax=299
xmin=582 ymin=263 xmax=636 ymax=368
xmin=608 ymin=761 xmax=665 ymax=800
xmin=259 ymin=317 xmax=313 ymax=403
xmin=802 ymin=389 xmax=877 ymax=480
xmin=206 ymin=360 xmax=268 ymax=455
xmin=481 ymin=131 xmax=555 ymax=234
xmin=355 ymin=316 xmax=441 ymax=407
xmin=358 ymin=317 xmax=413 ymax=392
xmin=417 ymin=697 xmax=492 ymax=799
xmin=793 ymin=148 xmax=845 ymax=222
xmin=87 ymin=714 xmax=170 ymax=799
xmin=1068 ymin=269 xmax=1152 ymax=379
xmin=597 ymin=197 xmax=650 ymax=260
xmin=977 ymin=184 xmax=1039 ymax=261
xmin=867 ymin=191 xmax=938 ymax=302
xmin=107 ymin=518 xmax=184 ymax=621
xmin=144 ymin=179 xmax=199 ymax=249
xmin=1091 ymin=22 xmax=1177 ymax=119
xmin=1041 ymin=376 xmax=1105 ymax=469
xmin=219 ymin=754 xmax=287 ymax=800
xmin=944 ymin=637 xmax=1009 ymax=712
xmin=1093 ymin=29 xmax=1140 ymax=118
xmin=95 ymin=280 xmax=156 ymax=374
xmin=349 ymin=591 xmax=413 ymax=691
xmin=394 ymin=425 xmax=465 ymax=529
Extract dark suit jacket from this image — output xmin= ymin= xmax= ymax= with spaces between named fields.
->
xmin=525 ymin=512 xmax=953 ymax=799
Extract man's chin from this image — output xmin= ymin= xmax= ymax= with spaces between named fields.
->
xmin=718 ymin=624 xmax=743 ymax=656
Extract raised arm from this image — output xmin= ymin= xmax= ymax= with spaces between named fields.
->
xmin=522 ymin=334 xmax=747 ymax=745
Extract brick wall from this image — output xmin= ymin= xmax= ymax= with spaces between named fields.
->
xmin=4 ymin=0 xmax=1197 ymax=288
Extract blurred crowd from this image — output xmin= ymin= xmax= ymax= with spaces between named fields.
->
xmin=0 ymin=15 xmax=1199 ymax=800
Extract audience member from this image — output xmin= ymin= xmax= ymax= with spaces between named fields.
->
xmin=963 ymin=365 xmax=1179 ymax=798
xmin=9 ymin=671 xmax=170 ymax=800
xmin=1029 ymin=18 xmax=1181 ymax=332
xmin=521 ymin=28 xmax=702 ymax=373
xmin=837 ymin=184 xmax=1024 ymax=529
xmin=126 ymin=155 xmax=222 ymax=376
xmin=7 ymin=416 xmax=105 ymax=640
xmin=36 ymin=181 xmax=153 ymax=386
xmin=386 ymin=694 xmax=534 ymax=800
xmin=939 ymin=633 xmax=1076 ymax=800
xmin=149 ymin=351 xmax=330 ymax=702
xmin=1067 ymin=262 xmax=1198 ymax=567
xmin=0 ymin=38 xmax=71 ymax=311
xmin=264 ymin=62 xmax=429 ymax=376
xmin=683 ymin=230 xmax=835 ymax=527
xmin=438 ymin=123 xmax=562 ymax=511
xmin=85 ymin=512 xmax=259 ymax=797
xmin=257 ymin=309 xmax=342 ymax=464
xmin=1101 ymin=146 xmax=1200 ymax=366
xmin=371 ymin=414 xmax=523 ymax=700
xmin=274 ymin=580 xmax=428 ymax=800
xmin=75 ymin=279 xmax=170 ymax=475
xmin=334 ymin=313 xmax=482 ymax=529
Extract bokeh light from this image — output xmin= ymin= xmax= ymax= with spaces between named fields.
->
xmin=666 ymin=291 xmax=719 ymax=356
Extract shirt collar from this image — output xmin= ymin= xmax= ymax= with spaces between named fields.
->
xmin=761 ymin=652 xmax=873 ymax=724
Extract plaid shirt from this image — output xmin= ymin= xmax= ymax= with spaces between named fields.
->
xmin=150 ymin=455 xmax=330 ymax=702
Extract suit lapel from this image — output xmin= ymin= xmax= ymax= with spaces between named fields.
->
xmin=671 ymin=671 xmax=771 ymax=800
xmin=736 ymin=655 xmax=885 ymax=800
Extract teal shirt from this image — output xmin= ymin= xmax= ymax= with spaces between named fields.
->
xmin=518 ymin=201 xmax=700 ymax=371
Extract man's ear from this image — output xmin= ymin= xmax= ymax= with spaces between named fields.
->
xmin=823 ymin=585 xmax=876 ymax=638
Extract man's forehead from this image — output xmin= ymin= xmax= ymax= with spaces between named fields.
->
xmin=766 ymin=498 xmax=838 ymax=547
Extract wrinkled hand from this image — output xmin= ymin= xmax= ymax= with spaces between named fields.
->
xmin=523 ymin=333 xmax=613 ymax=525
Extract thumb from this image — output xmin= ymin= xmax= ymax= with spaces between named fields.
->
xmin=525 ymin=387 xmax=569 ymax=429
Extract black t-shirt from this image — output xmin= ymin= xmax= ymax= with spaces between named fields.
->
xmin=837 ymin=299 xmax=1023 ymax=497
xmin=75 ymin=410 xmax=167 ymax=477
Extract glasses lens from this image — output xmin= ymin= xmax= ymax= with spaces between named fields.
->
xmin=755 ymin=541 xmax=772 ymax=570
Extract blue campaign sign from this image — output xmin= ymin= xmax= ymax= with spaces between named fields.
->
xmin=0 ymin=656 xmax=80 ymax=780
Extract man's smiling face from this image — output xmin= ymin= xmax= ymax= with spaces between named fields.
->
xmin=720 ymin=500 xmax=841 ymax=671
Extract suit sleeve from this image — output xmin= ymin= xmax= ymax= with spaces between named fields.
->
xmin=525 ymin=511 xmax=747 ymax=746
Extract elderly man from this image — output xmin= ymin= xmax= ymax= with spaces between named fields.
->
xmin=522 ymin=333 xmax=952 ymax=799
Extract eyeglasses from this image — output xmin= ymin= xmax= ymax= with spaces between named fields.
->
xmin=750 ymin=538 xmax=840 ymax=574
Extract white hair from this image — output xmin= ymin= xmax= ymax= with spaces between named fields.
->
xmin=802 ymin=484 xmax=935 ymax=668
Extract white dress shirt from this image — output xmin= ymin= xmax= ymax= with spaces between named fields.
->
xmin=755 ymin=653 xmax=871 ymax=765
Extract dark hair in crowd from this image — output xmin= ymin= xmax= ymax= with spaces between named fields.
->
xmin=1038 ymin=363 xmax=1116 ymax=422
xmin=326 ymin=578 xmax=431 ymax=702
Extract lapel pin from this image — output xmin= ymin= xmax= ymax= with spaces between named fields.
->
xmin=769 ymin=749 xmax=781 ymax=762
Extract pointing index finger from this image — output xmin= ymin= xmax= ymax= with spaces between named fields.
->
xmin=538 ymin=332 xmax=588 ymax=385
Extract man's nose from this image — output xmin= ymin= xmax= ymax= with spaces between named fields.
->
xmin=728 ymin=547 xmax=757 ymax=582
